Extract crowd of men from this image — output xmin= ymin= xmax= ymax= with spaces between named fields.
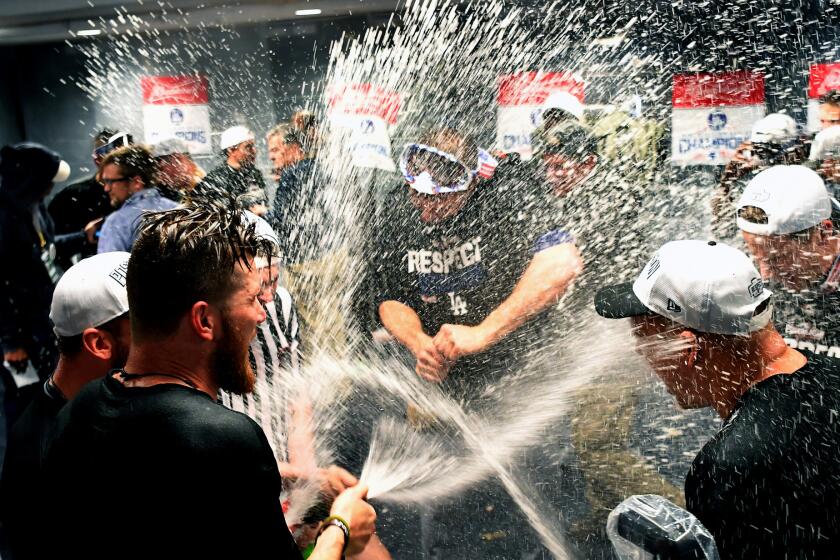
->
xmin=0 ymin=88 xmax=839 ymax=559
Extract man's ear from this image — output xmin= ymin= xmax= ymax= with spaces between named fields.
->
xmin=678 ymin=330 xmax=699 ymax=368
xmin=81 ymin=328 xmax=114 ymax=360
xmin=130 ymin=175 xmax=145 ymax=192
xmin=190 ymin=301 xmax=218 ymax=341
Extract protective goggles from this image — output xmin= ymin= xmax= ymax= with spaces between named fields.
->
xmin=93 ymin=132 xmax=132 ymax=159
xmin=399 ymin=143 xmax=497 ymax=195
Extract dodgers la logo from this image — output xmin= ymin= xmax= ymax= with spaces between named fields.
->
xmin=360 ymin=119 xmax=375 ymax=134
xmin=707 ymin=111 xmax=727 ymax=131
xmin=170 ymin=107 xmax=184 ymax=125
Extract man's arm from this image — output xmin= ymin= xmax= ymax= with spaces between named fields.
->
xmin=433 ymin=242 xmax=582 ymax=361
xmin=378 ymin=301 xmax=450 ymax=382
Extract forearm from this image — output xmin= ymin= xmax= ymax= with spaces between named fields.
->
xmin=307 ymin=525 xmax=345 ymax=560
xmin=479 ymin=243 xmax=582 ymax=345
xmin=378 ymin=300 xmax=428 ymax=353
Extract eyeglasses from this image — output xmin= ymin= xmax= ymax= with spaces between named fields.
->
xmin=100 ymin=176 xmax=129 ymax=186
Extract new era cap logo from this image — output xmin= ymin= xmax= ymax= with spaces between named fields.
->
xmin=748 ymin=277 xmax=764 ymax=298
xmin=666 ymin=298 xmax=681 ymax=312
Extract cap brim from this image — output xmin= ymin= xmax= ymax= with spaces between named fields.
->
xmin=53 ymin=160 xmax=71 ymax=183
xmin=594 ymin=281 xmax=651 ymax=319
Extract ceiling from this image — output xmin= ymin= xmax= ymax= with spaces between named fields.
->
xmin=0 ymin=0 xmax=401 ymax=44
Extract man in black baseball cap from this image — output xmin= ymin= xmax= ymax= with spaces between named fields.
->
xmin=595 ymin=239 xmax=840 ymax=558
xmin=0 ymin=143 xmax=72 ymax=412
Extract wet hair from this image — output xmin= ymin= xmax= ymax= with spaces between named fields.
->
xmin=417 ymin=127 xmax=478 ymax=168
xmin=98 ymin=145 xmax=156 ymax=186
xmin=820 ymin=90 xmax=840 ymax=106
xmin=56 ymin=312 xmax=129 ymax=358
xmin=266 ymin=123 xmax=296 ymax=145
xmin=738 ymin=205 xmax=820 ymax=239
xmin=127 ymin=200 xmax=274 ymax=342
xmin=287 ymin=110 xmax=319 ymax=154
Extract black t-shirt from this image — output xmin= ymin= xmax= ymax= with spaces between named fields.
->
xmin=200 ymin=162 xmax=267 ymax=201
xmin=685 ymin=354 xmax=840 ymax=559
xmin=770 ymin=263 xmax=840 ymax=367
xmin=374 ymin=170 xmax=571 ymax=394
xmin=42 ymin=373 xmax=302 ymax=560
xmin=0 ymin=380 xmax=66 ymax=560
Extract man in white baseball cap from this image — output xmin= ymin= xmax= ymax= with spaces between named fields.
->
xmin=594 ymin=239 xmax=840 ymax=558
xmin=198 ymin=124 xmax=267 ymax=215
xmin=0 ymin=251 xmax=131 ymax=560
xmin=711 ymin=112 xmax=809 ymax=239
xmin=151 ymin=135 xmax=205 ymax=201
xmin=736 ymin=164 xmax=840 ymax=365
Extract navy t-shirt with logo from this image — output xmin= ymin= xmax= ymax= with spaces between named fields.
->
xmin=374 ymin=170 xmax=571 ymax=395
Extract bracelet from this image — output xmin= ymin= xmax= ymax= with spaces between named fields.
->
xmin=318 ymin=515 xmax=350 ymax=555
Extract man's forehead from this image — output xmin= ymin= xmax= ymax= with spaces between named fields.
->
xmin=101 ymin=163 xmax=122 ymax=175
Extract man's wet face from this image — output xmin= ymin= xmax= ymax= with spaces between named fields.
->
xmin=630 ymin=315 xmax=710 ymax=409
xmin=542 ymin=153 xmax=596 ymax=197
xmin=408 ymin=188 xmax=471 ymax=223
xmin=100 ymin=163 xmax=134 ymax=208
xmin=742 ymin=230 xmax=817 ymax=290
xmin=213 ymin=262 xmax=266 ymax=395
xmin=821 ymin=102 xmax=840 ymax=130
xmin=232 ymin=141 xmax=257 ymax=166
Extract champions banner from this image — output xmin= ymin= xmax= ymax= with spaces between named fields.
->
xmin=141 ymin=75 xmax=211 ymax=155
xmin=327 ymin=83 xmax=401 ymax=171
xmin=671 ymin=71 xmax=765 ymax=165
xmin=496 ymin=71 xmax=585 ymax=160
xmin=807 ymin=63 xmax=840 ymax=132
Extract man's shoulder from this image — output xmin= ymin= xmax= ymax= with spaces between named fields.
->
xmin=280 ymin=158 xmax=315 ymax=184
xmin=62 ymin=379 xmax=268 ymax=452
xmin=693 ymin=358 xmax=840 ymax=477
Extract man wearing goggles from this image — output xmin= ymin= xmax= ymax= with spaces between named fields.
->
xmin=373 ymin=127 xmax=581 ymax=557
xmin=377 ymin=127 xmax=582 ymax=394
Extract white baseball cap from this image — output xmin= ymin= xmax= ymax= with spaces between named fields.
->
xmin=151 ymin=136 xmax=190 ymax=158
xmin=749 ymin=113 xmax=798 ymax=144
xmin=242 ymin=210 xmax=280 ymax=267
xmin=543 ymin=91 xmax=584 ymax=121
xmin=809 ymin=125 xmax=840 ymax=161
xmin=50 ymin=252 xmax=131 ymax=337
xmin=594 ymin=240 xmax=772 ymax=336
xmin=220 ymin=125 xmax=255 ymax=151
xmin=53 ymin=160 xmax=71 ymax=183
xmin=736 ymin=165 xmax=832 ymax=236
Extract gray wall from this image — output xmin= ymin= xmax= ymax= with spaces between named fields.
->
xmin=0 ymin=15 xmax=369 ymax=186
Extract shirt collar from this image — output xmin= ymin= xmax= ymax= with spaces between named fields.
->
xmin=122 ymin=188 xmax=160 ymax=208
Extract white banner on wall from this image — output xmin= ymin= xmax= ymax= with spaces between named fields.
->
xmin=671 ymin=71 xmax=765 ymax=166
xmin=496 ymin=71 xmax=585 ymax=161
xmin=141 ymin=75 xmax=212 ymax=155
xmin=807 ymin=63 xmax=840 ymax=133
xmin=327 ymin=83 xmax=401 ymax=172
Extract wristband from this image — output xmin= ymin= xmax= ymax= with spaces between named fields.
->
xmin=318 ymin=515 xmax=350 ymax=555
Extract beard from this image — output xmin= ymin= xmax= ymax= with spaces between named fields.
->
xmin=212 ymin=312 xmax=256 ymax=395
xmin=109 ymin=339 xmax=131 ymax=371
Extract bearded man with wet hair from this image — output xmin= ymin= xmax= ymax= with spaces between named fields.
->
xmin=42 ymin=201 xmax=377 ymax=560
